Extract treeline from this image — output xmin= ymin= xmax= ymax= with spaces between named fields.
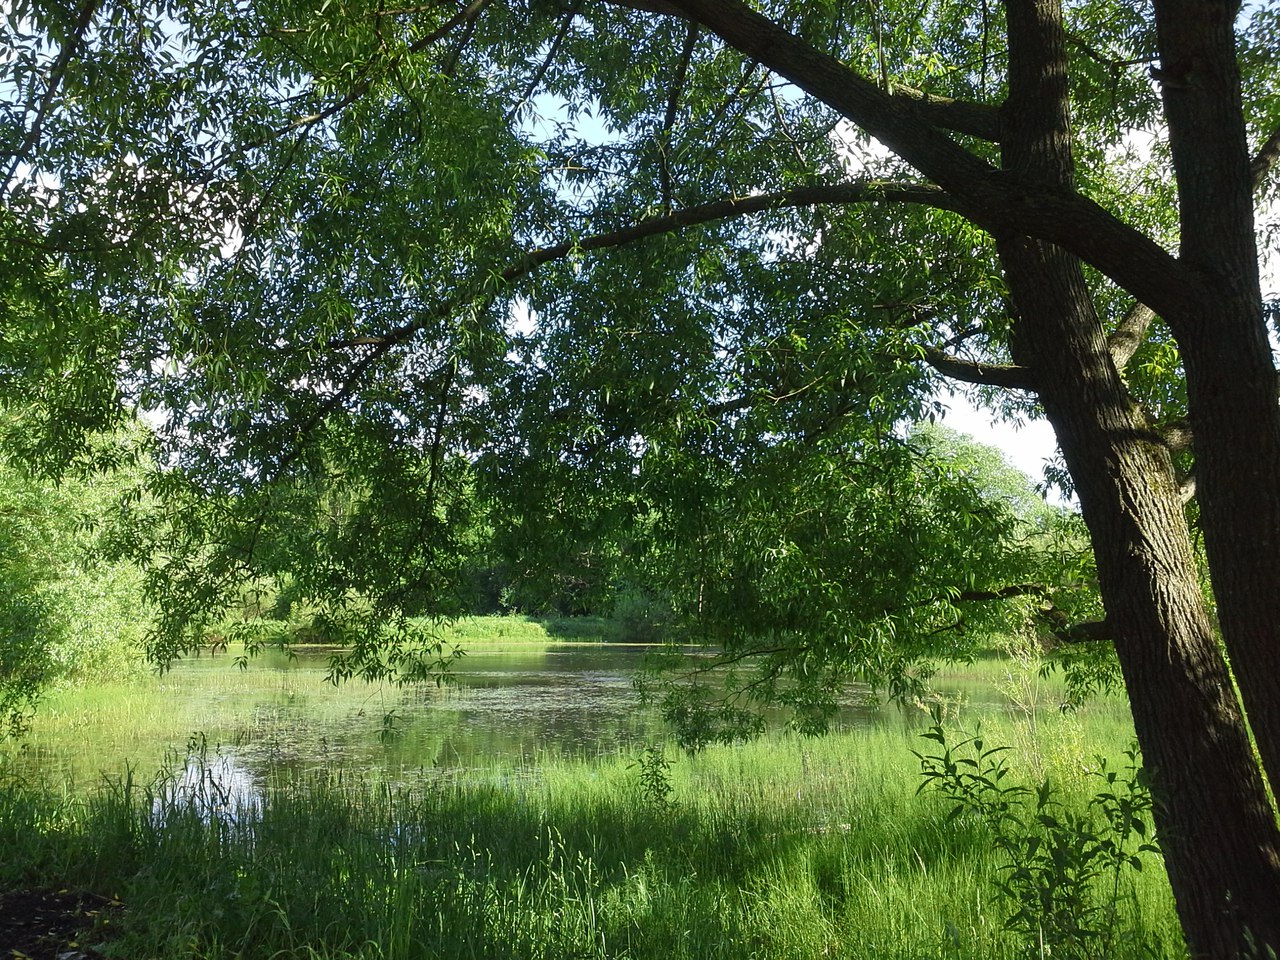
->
xmin=0 ymin=413 xmax=1101 ymax=737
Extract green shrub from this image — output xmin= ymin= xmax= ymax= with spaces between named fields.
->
xmin=916 ymin=724 xmax=1159 ymax=959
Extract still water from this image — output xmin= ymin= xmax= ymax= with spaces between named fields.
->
xmin=5 ymin=641 xmax=979 ymax=801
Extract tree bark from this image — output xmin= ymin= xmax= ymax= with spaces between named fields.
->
xmin=1150 ymin=0 xmax=1280 ymax=804
xmin=998 ymin=3 xmax=1280 ymax=956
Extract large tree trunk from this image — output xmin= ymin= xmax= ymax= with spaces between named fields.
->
xmin=1004 ymin=233 xmax=1280 ymax=958
xmin=1000 ymin=3 xmax=1280 ymax=956
xmin=1150 ymin=0 xmax=1280 ymax=798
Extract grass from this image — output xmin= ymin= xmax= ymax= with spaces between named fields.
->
xmin=0 ymin=626 xmax=1183 ymax=958
xmin=438 ymin=614 xmax=623 ymax=646
xmin=0 ymin=701 xmax=1185 ymax=960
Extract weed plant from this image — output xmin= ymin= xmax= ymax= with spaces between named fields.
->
xmin=915 ymin=724 xmax=1161 ymax=959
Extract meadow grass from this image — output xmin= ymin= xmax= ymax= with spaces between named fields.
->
xmin=437 ymin=614 xmax=621 ymax=646
xmin=0 ymin=692 xmax=1186 ymax=960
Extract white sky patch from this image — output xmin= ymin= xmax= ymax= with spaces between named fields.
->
xmin=939 ymin=390 xmax=1064 ymax=492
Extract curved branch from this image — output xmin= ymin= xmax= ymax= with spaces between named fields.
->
xmin=253 ymin=0 xmax=496 ymax=151
xmin=310 ymin=180 xmax=957 ymax=466
xmin=506 ymin=180 xmax=960 ymax=279
xmin=660 ymin=0 xmax=1197 ymax=321
xmin=953 ymin=583 xmax=1050 ymax=602
xmin=332 ymin=180 xmax=958 ymax=350
xmin=1054 ymin=619 xmax=1113 ymax=643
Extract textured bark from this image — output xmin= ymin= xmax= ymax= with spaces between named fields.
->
xmin=1004 ymin=234 xmax=1280 ymax=959
xmin=999 ymin=3 xmax=1280 ymax=956
xmin=1151 ymin=0 xmax=1280 ymax=806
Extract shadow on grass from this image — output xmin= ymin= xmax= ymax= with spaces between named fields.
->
xmin=0 ymin=758 xmax=1014 ymax=960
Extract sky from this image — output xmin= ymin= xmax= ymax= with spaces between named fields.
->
xmin=939 ymin=392 xmax=1061 ymax=489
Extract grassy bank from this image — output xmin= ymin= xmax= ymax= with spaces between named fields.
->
xmin=439 ymin=614 xmax=622 ymax=645
xmin=0 ymin=709 xmax=1184 ymax=960
xmin=220 ymin=614 xmax=627 ymax=651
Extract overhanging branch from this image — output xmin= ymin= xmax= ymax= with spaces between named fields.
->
xmin=659 ymin=0 xmax=1197 ymax=321
xmin=932 ymin=583 xmax=1113 ymax=644
xmin=924 ymin=347 xmax=1036 ymax=390
xmin=312 ymin=179 xmax=955 ymax=467
xmin=331 ymin=180 xmax=958 ymax=350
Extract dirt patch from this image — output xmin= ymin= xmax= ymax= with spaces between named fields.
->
xmin=0 ymin=888 xmax=120 ymax=960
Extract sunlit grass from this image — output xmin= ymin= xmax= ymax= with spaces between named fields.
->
xmin=0 ymin=625 xmax=1184 ymax=960
xmin=438 ymin=614 xmax=620 ymax=645
xmin=0 ymin=705 xmax=1184 ymax=960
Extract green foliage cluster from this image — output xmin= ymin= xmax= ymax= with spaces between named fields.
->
xmin=0 ymin=0 xmax=1113 ymax=709
xmin=631 ymin=423 xmax=1097 ymax=747
xmin=0 ymin=428 xmax=150 ymax=734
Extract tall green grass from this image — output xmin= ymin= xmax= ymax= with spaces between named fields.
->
xmin=0 ymin=707 xmax=1185 ymax=960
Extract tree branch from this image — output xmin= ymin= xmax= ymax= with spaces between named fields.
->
xmin=331 ymin=180 xmax=958 ymax=350
xmin=1107 ymin=302 xmax=1156 ymax=369
xmin=658 ymin=0 xmax=1198 ymax=322
xmin=506 ymin=0 xmax=582 ymax=122
xmin=1053 ymin=619 xmax=1113 ymax=643
xmin=1252 ymin=126 xmax=1280 ymax=188
xmin=659 ymin=22 xmax=700 ymax=212
xmin=1158 ymin=416 xmax=1194 ymax=454
xmin=1104 ymin=125 xmax=1278 ymax=367
xmin=923 ymin=347 xmax=1036 ymax=390
xmin=886 ymin=85 xmax=1001 ymax=141
xmin=506 ymin=180 xmax=960 ymax=279
xmin=3 ymin=0 xmax=100 ymax=185
xmin=255 ymin=0 xmax=495 ymax=149
xmin=310 ymin=180 xmax=958 ymax=470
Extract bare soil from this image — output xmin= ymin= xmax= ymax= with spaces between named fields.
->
xmin=0 ymin=888 xmax=120 ymax=960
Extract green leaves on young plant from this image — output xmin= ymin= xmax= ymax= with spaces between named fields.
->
xmin=916 ymin=725 xmax=1160 ymax=959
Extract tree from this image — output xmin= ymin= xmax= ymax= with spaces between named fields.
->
xmin=621 ymin=422 xmax=1095 ymax=746
xmin=2 ymin=0 xmax=1279 ymax=954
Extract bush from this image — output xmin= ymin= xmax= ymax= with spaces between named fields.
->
xmin=0 ymin=448 xmax=149 ymax=733
xmin=610 ymin=587 xmax=672 ymax=644
xmin=915 ymin=724 xmax=1160 ymax=959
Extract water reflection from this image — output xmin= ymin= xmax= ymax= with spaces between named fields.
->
xmin=153 ymin=749 xmax=262 ymax=823
xmin=163 ymin=645 xmax=666 ymax=794
xmin=9 ymin=641 xmax=970 ymax=797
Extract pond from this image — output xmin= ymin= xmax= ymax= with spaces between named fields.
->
xmin=2 ymin=638 xmax=1065 ymax=805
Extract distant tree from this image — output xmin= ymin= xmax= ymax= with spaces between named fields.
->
xmin=2 ymin=0 xmax=1279 ymax=953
